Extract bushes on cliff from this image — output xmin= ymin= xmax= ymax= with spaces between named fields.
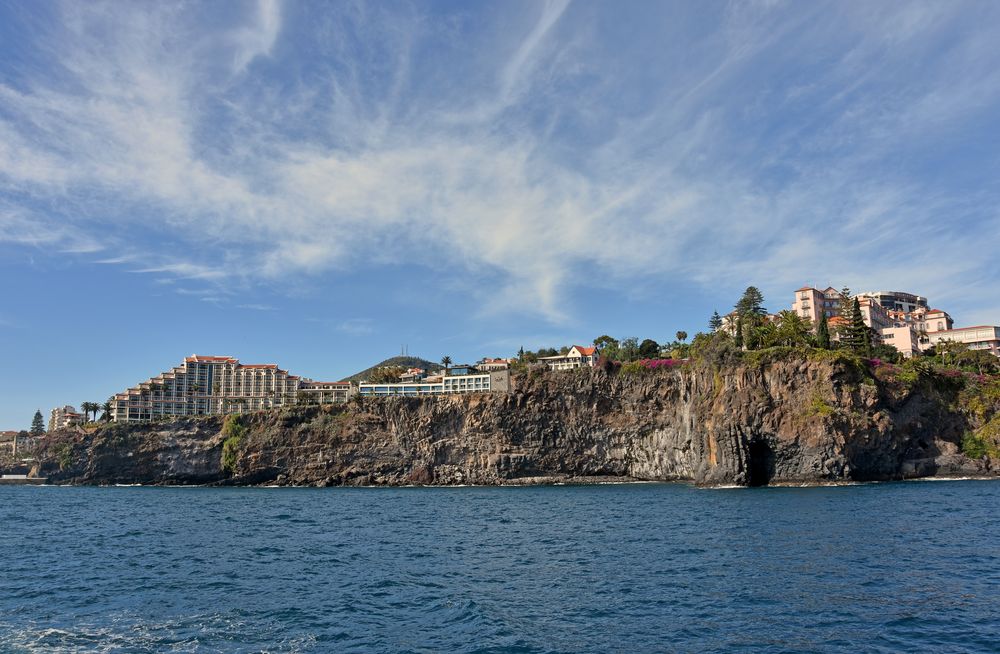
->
xmin=221 ymin=415 xmax=248 ymax=474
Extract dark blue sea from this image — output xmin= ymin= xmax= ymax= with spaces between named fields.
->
xmin=2 ymin=481 xmax=999 ymax=653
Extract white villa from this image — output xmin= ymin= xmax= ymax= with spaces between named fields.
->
xmin=538 ymin=345 xmax=599 ymax=370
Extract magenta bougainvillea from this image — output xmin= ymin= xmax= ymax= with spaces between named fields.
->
xmin=638 ymin=359 xmax=681 ymax=369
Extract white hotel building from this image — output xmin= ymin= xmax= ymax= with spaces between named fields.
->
xmin=358 ymin=370 xmax=511 ymax=397
xmin=111 ymin=355 xmax=352 ymax=423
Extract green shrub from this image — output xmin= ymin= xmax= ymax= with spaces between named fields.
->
xmin=960 ymin=433 xmax=995 ymax=459
xmin=807 ymin=392 xmax=834 ymax=417
xmin=220 ymin=415 xmax=247 ymax=473
xmin=56 ymin=443 xmax=73 ymax=471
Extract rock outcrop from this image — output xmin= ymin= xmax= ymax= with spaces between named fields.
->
xmin=37 ymin=357 xmax=998 ymax=486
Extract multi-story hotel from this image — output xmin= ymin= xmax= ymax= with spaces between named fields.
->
xmin=791 ymin=286 xmax=998 ymax=358
xmin=49 ymin=405 xmax=84 ymax=431
xmin=111 ymin=355 xmax=350 ymax=423
xmin=358 ymin=369 xmax=511 ymax=397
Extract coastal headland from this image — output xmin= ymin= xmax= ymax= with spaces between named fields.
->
xmin=33 ymin=350 xmax=1000 ymax=487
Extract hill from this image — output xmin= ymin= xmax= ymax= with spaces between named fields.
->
xmin=340 ymin=356 xmax=442 ymax=383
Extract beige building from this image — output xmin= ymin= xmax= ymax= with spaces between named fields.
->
xmin=49 ymin=405 xmax=84 ymax=431
xmin=112 ymin=355 xmax=351 ymax=423
xmin=538 ymin=345 xmax=598 ymax=370
xmin=298 ymin=381 xmax=355 ymax=405
xmin=927 ymin=326 xmax=1000 ymax=357
xmin=793 ymin=287 xmax=843 ymax=324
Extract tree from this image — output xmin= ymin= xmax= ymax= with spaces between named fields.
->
xmin=735 ymin=286 xmax=767 ymax=317
xmin=440 ymin=356 xmax=452 ymax=375
xmin=30 ymin=410 xmax=45 ymax=435
xmin=817 ymin=313 xmax=831 ymax=349
xmin=594 ymin=335 xmax=619 ymax=351
xmin=517 ymin=346 xmax=525 ymax=361
xmin=772 ymin=311 xmax=812 ymax=347
xmin=101 ymin=398 xmax=114 ymax=422
xmin=842 ymin=298 xmax=871 ymax=355
xmin=594 ymin=335 xmax=620 ymax=362
xmin=838 ymin=286 xmax=853 ymax=317
xmin=82 ymin=401 xmax=101 ymax=422
xmin=735 ymin=287 xmax=768 ymax=350
xmin=709 ymin=311 xmax=723 ymax=332
xmin=735 ymin=318 xmax=744 ymax=349
xmin=619 ymin=337 xmax=640 ymax=362
xmin=639 ymin=338 xmax=660 ymax=359
xmin=675 ymin=331 xmax=688 ymax=343
xmin=369 ymin=366 xmax=405 ymax=384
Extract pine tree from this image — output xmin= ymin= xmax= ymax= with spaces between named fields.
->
xmin=30 ymin=410 xmax=45 ymax=435
xmin=817 ymin=313 xmax=831 ymax=349
xmin=735 ymin=317 xmax=744 ymax=349
xmin=838 ymin=286 xmax=853 ymax=318
xmin=735 ymin=286 xmax=767 ymax=317
xmin=709 ymin=311 xmax=723 ymax=332
xmin=843 ymin=298 xmax=870 ymax=354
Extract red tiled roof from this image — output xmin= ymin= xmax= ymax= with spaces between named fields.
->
xmin=573 ymin=345 xmax=596 ymax=356
xmin=241 ymin=364 xmax=278 ymax=369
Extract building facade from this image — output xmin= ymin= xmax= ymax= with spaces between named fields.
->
xmin=538 ymin=345 xmax=598 ymax=370
xmin=927 ymin=326 xmax=1000 ymax=357
xmin=792 ymin=286 xmax=958 ymax=358
xmin=49 ymin=405 xmax=84 ymax=431
xmin=111 ymin=355 xmax=350 ymax=423
xmin=358 ymin=370 xmax=511 ymax=397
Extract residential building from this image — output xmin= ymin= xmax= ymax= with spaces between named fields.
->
xmin=49 ymin=405 xmax=83 ymax=431
xmin=927 ymin=326 xmax=1000 ymax=357
xmin=792 ymin=286 xmax=953 ymax=357
xmin=358 ymin=369 xmax=511 ymax=397
xmin=111 ymin=355 xmax=350 ymax=423
xmin=538 ymin=345 xmax=598 ymax=370
xmin=793 ymin=287 xmax=844 ymax=324
xmin=477 ymin=358 xmax=513 ymax=371
xmin=879 ymin=326 xmax=921 ymax=358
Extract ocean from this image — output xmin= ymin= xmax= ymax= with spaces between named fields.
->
xmin=1 ymin=481 xmax=998 ymax=653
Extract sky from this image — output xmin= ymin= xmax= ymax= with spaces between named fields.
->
xmin=2 ymin=0 xmax=1000 ymax=429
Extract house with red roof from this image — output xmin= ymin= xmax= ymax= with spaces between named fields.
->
xmin=538 ymin=345 xmax=598 ymax=371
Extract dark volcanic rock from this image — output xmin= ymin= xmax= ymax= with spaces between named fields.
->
xmin=36 ymin=359 xmax=998 ymax=487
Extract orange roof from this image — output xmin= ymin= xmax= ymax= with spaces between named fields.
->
xmin=828 ymin=316 xmax=849 ymax=326
xmin=574 ymin=345 xmax=596 ymax=356
xmin=241 ymin=364 xmax=278 ymax=369
xmin=796 ymin=286 xmax=816 ymax=292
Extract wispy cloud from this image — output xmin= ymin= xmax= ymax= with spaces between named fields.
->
xmin=1 ymin=1 xmax=998 ymax=323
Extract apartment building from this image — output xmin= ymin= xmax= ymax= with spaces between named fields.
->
xmin=793 ymin=287 xmax=844 ymax=324
xmin=538 ymin=345 xmax=598 ymax=371
xmin=111 ymin=355 xmax=348 ymax=423
xmin=358 ymin=369 xmax=511 ymax=397
xmin=49 ymin=405 xmax=83 ymax=431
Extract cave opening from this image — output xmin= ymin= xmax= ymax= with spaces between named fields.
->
xmin=747 ymin=439 xmax=775 ymax=487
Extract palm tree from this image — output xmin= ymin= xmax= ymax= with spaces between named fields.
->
xmin=100 ymin=398 xmax=113 ymax=422
xmin=675 ymin=331 xmax=688 ymax=343
xmin=80 ymin=401 xmax=98 ymax=422
xmin=441 ymin=356 xmax=452 ymax=375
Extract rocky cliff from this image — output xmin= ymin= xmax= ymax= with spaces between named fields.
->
xmin=36 ymin=355 xmax=999 ymax=486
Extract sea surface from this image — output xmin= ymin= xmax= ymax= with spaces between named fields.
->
xmin=1 ymin=481 xmax=999 ymax=653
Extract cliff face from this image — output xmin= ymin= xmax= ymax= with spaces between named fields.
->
xmin=38 ymin=357 xmax=998 ymax=487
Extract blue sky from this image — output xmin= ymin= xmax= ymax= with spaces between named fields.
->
xmin=2 ymin=0 xmax=1000 ymax=429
